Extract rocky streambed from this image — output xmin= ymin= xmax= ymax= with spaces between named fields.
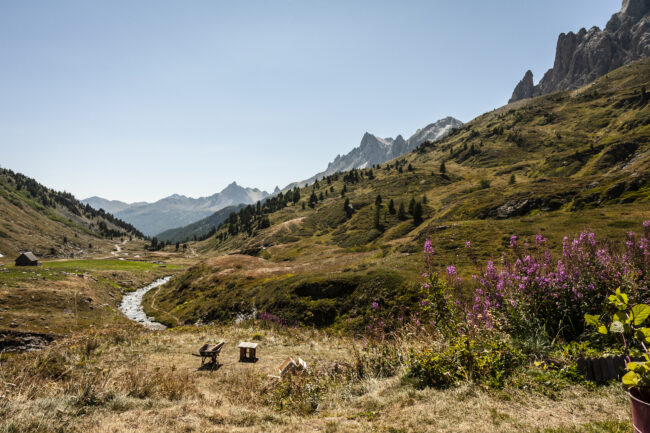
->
xmin=119 ymin=276 xmax=170 ymax=330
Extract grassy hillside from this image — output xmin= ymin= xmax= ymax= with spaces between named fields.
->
xmin=0 ymin=168 xmax=145 ymax=260
xmin=147 ymin=58 xmax=650 ymax=328
xmin=156 ymin=203 xmax=247 ymax=244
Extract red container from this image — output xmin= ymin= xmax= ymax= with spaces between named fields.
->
xmin=629 ymin=388 xmax=650 ymax=433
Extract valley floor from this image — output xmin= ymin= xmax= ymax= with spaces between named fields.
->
xmin=0 ymin=321 xmax=632 ymax=433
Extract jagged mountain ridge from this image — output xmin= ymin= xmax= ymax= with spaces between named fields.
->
xmin=285 ymin=116 xmax=462 ymax=189
xmin=83 ymin=182 xmax=270 ymax=237
xmin=509 ymin=0 xmax=650 ymax=102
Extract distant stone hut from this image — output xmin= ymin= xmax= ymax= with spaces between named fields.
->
xmin=15 ymin=252 xmax=41 ymax=266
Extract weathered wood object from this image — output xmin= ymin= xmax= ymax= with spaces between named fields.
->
xmin=192 ymin=341 xmax=225 ymax=367
xmin=238 ymin=342 xmax=258 ymax=362
xmin=278 ymin=356 xmax=308 ymax=377
xmin=576 ymin=355 xmax=645 ymax=382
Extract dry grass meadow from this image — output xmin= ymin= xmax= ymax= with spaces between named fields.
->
xmin=0 ymin=321 xmax=632 ymax=433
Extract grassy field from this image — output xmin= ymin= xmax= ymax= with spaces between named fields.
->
xmin=0 ymin=322 xmax=633 ymax=433
xmin=0 ymin=256 xmax=188 ymax=335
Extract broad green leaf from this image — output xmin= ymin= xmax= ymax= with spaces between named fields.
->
xmin=598 ymin=325 xmax=608 ymax=334
xmin=584 ymin=314 xmax=600 ymax=326
xmin=637 ymin=328 xmax=650 ymax=342
xmin=619 ymin=290 xmax=629 ymax=305
xmin=628 ymin=362 xmax=639 ymax=370
xmin=623 ymin=371 xmax=641 ymax=387
xmin=632 ymin=305 xmax=650 ymax=326
xmin=614 ymin=311 xmax=628 ymax=323
xmin=610 ymin=321 xmax=625 ymax=333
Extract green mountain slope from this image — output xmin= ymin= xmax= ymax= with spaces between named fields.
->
xmin=156 ymin=203 xmax=247 ymax=244
xmin=0 ymin=168 xmax=145 ymax=259
xmin=146 ymin=59 xmax=650 ymax=329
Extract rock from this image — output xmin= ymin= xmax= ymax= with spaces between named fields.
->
xmin=509 ymin=0 xmax=650 ymax=102
xmin=9 ymin=321 xmax=18 ymax=328
xmin=495 ymin=199 xmax=532 ymax=219
xmin=605 ymin=181 xmax=627 ymax=199
xmin=509 ymin=70 xmax=535 ymax=103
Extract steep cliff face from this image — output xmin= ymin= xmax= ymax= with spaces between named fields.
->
xmin=509 ymin=70 xmax=535 ymax=103
xmin=509 ymin=0 xmax=649 ymax=102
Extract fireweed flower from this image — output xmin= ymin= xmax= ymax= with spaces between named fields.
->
xmin=424 ymin=240 xmax=434 ymax=255
xmin=371 ymin=301 xmax=379 ymax=310
xmin=446 ymin=265 xmax=457 ymax=276
xmin=510 ymin=235 xmax=518 ymax=248
xmin=465 ymin=241 xmax=472 ymax=248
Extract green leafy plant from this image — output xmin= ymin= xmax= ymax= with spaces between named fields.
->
xmin=406 ymin=336 xmax=523 ymax=389
xmin=584 ymin=288 xmax=650 ymax=388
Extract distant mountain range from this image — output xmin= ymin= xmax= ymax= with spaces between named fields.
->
xmin=84 ymin=117 xmax=460 ymax=238
xmin=509 ymin=0 xmax=649 ymax=102
xmin=285 ymin=116 xmax=462 ymax=189
xmin=83 ymin=182 xmax=270 ymax=237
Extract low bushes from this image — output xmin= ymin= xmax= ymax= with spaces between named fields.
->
xmin=406 ymin=336 xmax=523 ymax=389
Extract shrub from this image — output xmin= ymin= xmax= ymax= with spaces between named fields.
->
xmin=406 ymin=336 xmax=523 ymax=389
xmin=468 ymin=223 xmax=650 ymax=341
xmin=264 ymin=371 xmax=328 ymax=415
xmin=352 ymin=341 xmax=404 ymax=380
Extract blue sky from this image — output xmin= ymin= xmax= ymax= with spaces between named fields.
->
xmin=0 ymin=0 xmax=620 ymax=202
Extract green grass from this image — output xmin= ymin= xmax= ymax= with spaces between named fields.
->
xmin=0 ymin=266 xmax=66 ymax=284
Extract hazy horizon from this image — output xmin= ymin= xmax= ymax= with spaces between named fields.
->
xmin=0 ymin=0 xmax=620 ymax=202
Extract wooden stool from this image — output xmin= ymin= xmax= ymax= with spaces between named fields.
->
xmin=238 ymin=342 xmax=258 ymax=362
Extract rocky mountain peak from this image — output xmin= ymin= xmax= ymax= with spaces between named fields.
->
xmin=509 ymin=70 xmax=534 ymax=103
xmin=509 ymin=0 xmax=649 ymax=102
xmin=622 ymin=0 xmax=650 ymax=18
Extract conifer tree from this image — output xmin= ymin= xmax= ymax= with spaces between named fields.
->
xmin=398 ymin=202 xmax=406 ymax=220
xmin=413 ymin=202 xmax=423 ymax=225
xmin=509 ymin=174 xmax=516 ymax=185
xmin=344 ymin=198 xmax=353 ymax=219
xmin=408 ymin=197 xmax=416 ymax=215
xmin=388 ymin=199 xmax=396 ymax=215
xmin=440 ymin=160 xmax=446 ymax=174
xmin=309 ymin=192 xmax=318 ymax=208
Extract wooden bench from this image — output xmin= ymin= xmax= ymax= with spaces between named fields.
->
xmin=192 ymin=341 xmax=225 ymax=367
